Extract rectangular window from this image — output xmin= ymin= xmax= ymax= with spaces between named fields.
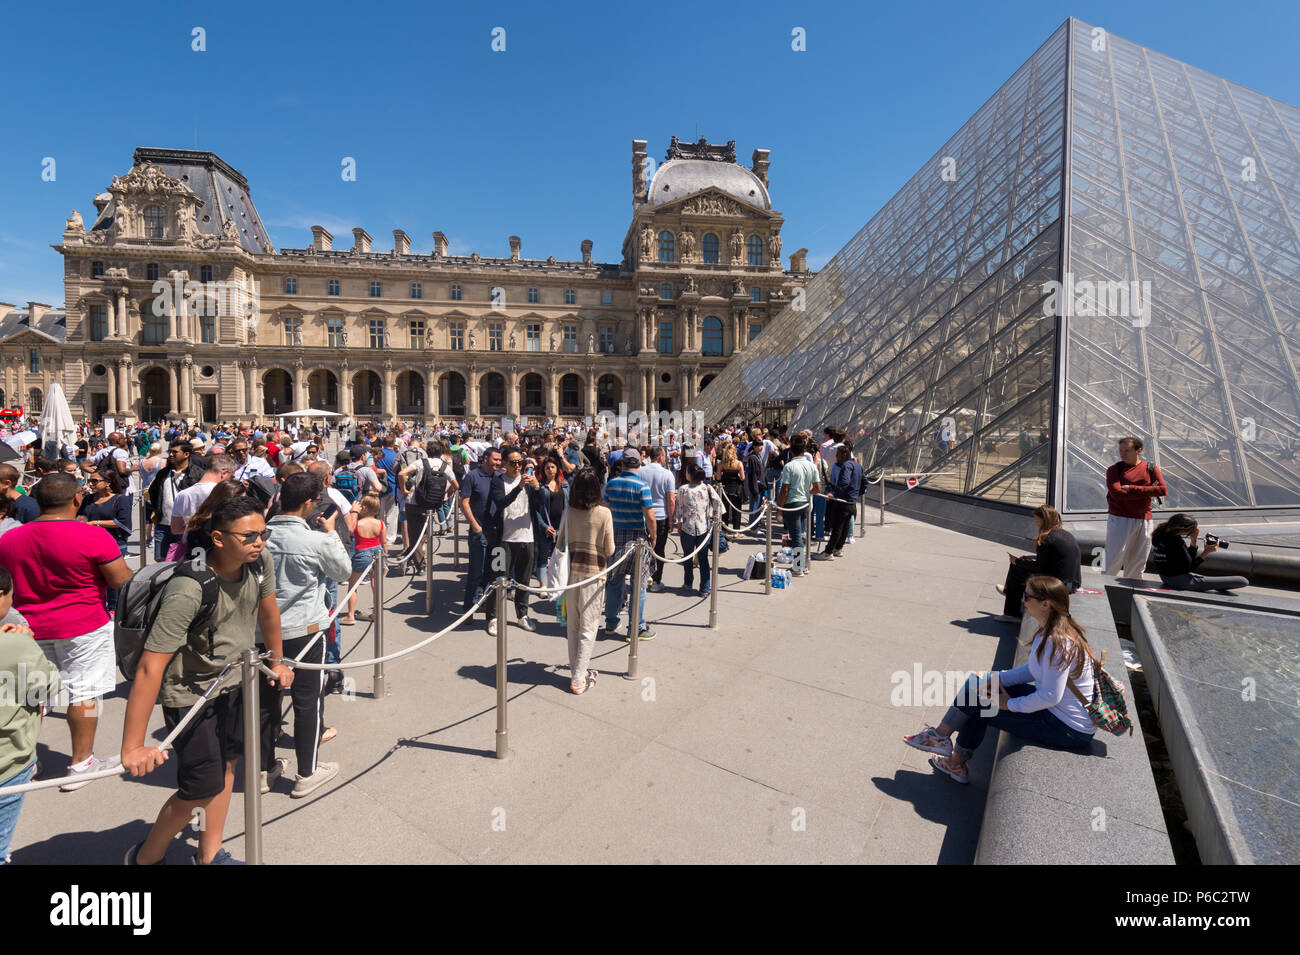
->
xmin=601 ymin=290 xmax=613 ymax=306
xmin=29 ymin=349 xmax=40 ymax=374
xmin=750 ymin=287 xmax=762 ymax=302
xmin=449 ymin=321 xmax=464 ymax=350
xmin=409 ymin=320 xmax=425 ymax=349
xmin=91 ymin=261 xmax=104 ymax=279
xmin=563 ymin=324 xmax=577 ymax=353
xmin=370 ymin=281 xmax=382 ymax=298
xmin=369 ymin=319 xmax=385 ymax=348
xmin=328 ymin=279 xmax=341 ymax=296
xmin=146 ymin=263 xmax=159 ymax=281
xmin=201 ymin=315 xmax=216 ymax=343
xmin=285 ymin=276 xmax=297 ymax=294
xmin=600 ymin=325 xmax=614 ymax=353
xmin=564 ymin=289 xmax=575 ymax=305
xmin=200 ymin=265 xmax=213 ymax=284
xmin=526 ymin=323 xmax=541 ymax=351
xmin=527 ymin=287 xmax=539 ymax=304
xmin=410 ymin=282 xmax=422 ymax=299
xmin=450 ymin=284 xmax=462 ymax=301
xmin=748 ymin=322 xmax=762 ymax=341
xmin=89 ymin=304 xmax=107 ymax=341
xmin=328 ymin=318 xmax=344 ymax=348
xmin=661 ymin=283 xmax=672 ymax=299
xmin=658 ymin=322 xmax=673 ymax=355
xmin=488 ymin=322 xmax=503 ymax=351
xmin=284 ymin=315 xmax=302 ymax=346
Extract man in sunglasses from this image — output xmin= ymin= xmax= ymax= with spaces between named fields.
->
xmin=145 ymin=441 xmax=192 ymax=560
xmin=230 ymin=439 xmax=274 ymax=482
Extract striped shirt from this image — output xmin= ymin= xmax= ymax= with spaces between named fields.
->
xmin=603 ymin=471 xmax=652 ymax=531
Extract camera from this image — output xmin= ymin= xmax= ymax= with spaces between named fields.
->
xmin=1203 ymin=533 xmax=1229 ymax=549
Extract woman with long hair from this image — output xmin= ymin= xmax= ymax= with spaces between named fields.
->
xmin=559 ymin=468 xmax=613 ymax=694
xmin=341 ymin=493 xmax=384 ymax=624
xmin=676 ymin=462 xmax=722 ymax=596
xmin=995 ymin=505 xmax=1081 ymax=621
xmin=78 ymin=468 xmax=133 ymax=612
xmin=1149 ymin=513 xmax=1248 ymax=592
xmin=904 ymin=576 xmax=1097 ymax=783
xmin=717 ymin=443 xmax=745 ymax=536
xmin=532 ymin=456 xmax=568 ymax=585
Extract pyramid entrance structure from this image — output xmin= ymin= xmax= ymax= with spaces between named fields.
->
xmin=695 ymin=18 xmax=1300 ymax=515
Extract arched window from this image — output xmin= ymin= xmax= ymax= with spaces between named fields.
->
xmin=657 ymin=231 xmax=675 ymax=263
xmin=702 ymin=316 xmax=724 ymax=356
xmin=747 ymin=235 xmax=763 ymax=266
xmin=560 ymin=374 xmax=581 ymax=412
xmin=597 ymin=374 xmax=619 ymax=411
xmin=484 ymin=373 xmax=506 ymax=410
xmin=523 ymin=373 xmax=544 ymax=411
xmin=702 ymin=233 xmax=719 ymax=264
xmin=144 ymin=205 xmax=165 ymax=239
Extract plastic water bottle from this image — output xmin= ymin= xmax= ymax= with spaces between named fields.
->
xmin=555 ymin=593 xmax=566 ymax=626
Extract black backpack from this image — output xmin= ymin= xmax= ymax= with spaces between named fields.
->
xmin=114 ymin=559 xmax=222 ymax=681
xmin=411 ymin=458 xmax=450 ymax=509
xmin=179 ymin=453 xmax=210 ymax=491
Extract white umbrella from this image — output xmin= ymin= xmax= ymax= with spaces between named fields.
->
xmin=283 ymin=408 xmax=341 ymax=417
xmin=39 ymin=382 xmax=77 ymax=457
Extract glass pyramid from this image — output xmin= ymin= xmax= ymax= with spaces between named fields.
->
xmin=695 ymin=18 xmax=1300 ymax=512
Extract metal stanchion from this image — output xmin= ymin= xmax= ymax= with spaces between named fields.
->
xmin=625 ymin=542 xmax=645 ymax=680
xmin=879 ymin=472 xmax=886 ymax=527
xmin=709 ymin=517 xmax=720 ymax=630
xmin=240 ymin=649 xmax=263 ymax=866
xmin=373 ymin=550 xmax=386 ymax=698
xmin=138 ymin=492 xmax=149 ymax=568
xmin=803 ymin=497 xmax=814 ymax=575
xmin=494 ymin=578 xmax=509 ymax=759
xmin=764 ymin=499 xmax=773 ymax=595
xmin=424 ymin=514 xmax=434 ymax=615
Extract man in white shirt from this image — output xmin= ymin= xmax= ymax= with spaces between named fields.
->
xmin=86 ymin=431 xmax=132 ymax=478
xmin=229 ymin=438 xmax=275 ymax=481
xmin=640 ymin=448 xmax=677 ymax=592
xmin=487 ymin=446 xmax=540 ymax=632
xmin=169 ymin=453 xmax=237 ymax=539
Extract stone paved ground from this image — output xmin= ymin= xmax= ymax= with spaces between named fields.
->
xmin=13 ymin=510 xmax=1028 ymax=864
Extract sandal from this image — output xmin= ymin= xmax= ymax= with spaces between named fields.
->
xmin=570 ymin=669 xmax=596 ymax=695
xmin=355 ymin=610 xmax=373 ymax=621
xmin=320 ymin=726 xmax=338 ymax=744
xmin=929 ymin=754 xmax=969 ymax=784
xmin=339 ymin=618 xmax=355 ymax=626
xmin=902 ymin=726 xmax=953 ymax=757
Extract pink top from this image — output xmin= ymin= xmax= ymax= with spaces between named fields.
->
xmin=0 ymin=520 xmax=122 ymax=640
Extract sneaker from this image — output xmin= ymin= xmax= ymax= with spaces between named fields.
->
xmin=993 ymin=614 xmax=1022 ymax=624
xmin=191 ymin=848 xmax=245 ymax=865
xmin=260 ymin=757 xmax=288 ymax=794
xmin=291 ymin=761 xmax=339 ymax=799
xmin=124 ymin=840 xmax=165 ymax=866
xmin=625 ymin=627 xmax=655 ymax=641
xmin=517 ymin=615 xmax=537 ymax=632
xmin=793 ymin=569 xmax=808 ymax=577
xmin=929 ymin=754 xmax=969 ymax=784
xmin=59 ymin=755 xmax=106 ymax=792
xmin=485 ymin=618 xmax=499 ymax=634
xmin=994 ymin=584 xmax=1007 ymax=595
xmin=699 ymin=586 xmax=711 ymax=597
xmin=846 ymin=536 xmax=855 ymax=545
xmin=815 ymin=552 xmax=836 ymax=561
xmin=603 ymin=624 xmax=622 ymax=637
xmin=902 ymin=726 xmax=953 ymax=757
xmin=647 ymin=581 xmax=666 ymax=593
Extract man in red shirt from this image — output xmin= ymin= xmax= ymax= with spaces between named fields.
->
xmin=1104 ymin=436 xmax=1167 ymax=578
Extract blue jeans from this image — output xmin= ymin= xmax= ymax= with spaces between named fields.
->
xmin=154 ymin=524 xmax=179 ymax=561
xmin=943 ymin=681 xmax=1093 ymax=760
xmin=812 ymin=495 xmax=826 ymax=540
xmin=464 ymin=530 xmax=492 ymax=611
xmin=435 ymin=498 xmax=454 ymax=526
xmin=0 ymin=760 xmax=36 ymax=864
xmin=680 ymin=532 xmax=710 ymax=591
xmin=107 ymin=540 xmax=128 ymax=612
xmin=605 ymin=542 xmax=648 ymax=633
xmin=325 ymin=579 xmax=340 ymax=665
xmin=783 ymin=507 xmax=808 ymax=551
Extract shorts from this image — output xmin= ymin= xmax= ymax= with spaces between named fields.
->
xmin=352 ymin=544 xmax=381 ymax=574
xmin=162 ymin=688 xmax=245 ymax=802
xmin=38 ymin=620 xmax=116 ymax=705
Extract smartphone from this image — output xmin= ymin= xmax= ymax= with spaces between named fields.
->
xmin=526 ymin=465 xmax=535 ymax=477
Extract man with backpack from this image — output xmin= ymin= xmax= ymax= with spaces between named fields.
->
xmin=1104 ymin=436 xmax=1167 ymax=579
xmin=334 ymin=447 xmax=380 ymax=506
xmin=402 ymin=440 xmax=457 ymax=574
xmin=376 ymin=436 xmax=401 ymax=548
xmin=121 ymin=495 xmax=294 ymax=865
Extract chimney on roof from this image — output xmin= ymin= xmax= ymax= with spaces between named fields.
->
xmin=311 ymin=225 xmax=333 ymax=251
xmin=632 ymin=140 xmax=648 ymax=202
xmin=432 ymin=232 xmax=448 ymax=258
xmin=352 ymin=228 xmax=372 ymax=254
xmin=751 ymin=148 xmax=770 ymax=188
xmin=392 ymin=230 xmax=410 ymax=256
xmin=0 ymin=303 xmax=13 ymax=317
xmin=27 ymin=302 xmax=50 ymax=325
xmin=508 ymin=236 xmax=521 ymax=261
xmin=581 ymin=239 xmax=593 ymax=264
xmin=790 ymin=248 xmax=808 ymax=272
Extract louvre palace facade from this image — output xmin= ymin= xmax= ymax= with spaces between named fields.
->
xmin=1 ymin=138 xmax=810 ymax=426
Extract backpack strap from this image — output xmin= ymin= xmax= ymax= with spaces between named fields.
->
xmin=170 ymin=559 xmax=223 ymax=661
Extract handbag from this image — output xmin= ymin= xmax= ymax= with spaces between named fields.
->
xmin=1067 ymin=650 xmax=1134 ymax=737
xmin=543 ymin=510 xmax=570 ymax=597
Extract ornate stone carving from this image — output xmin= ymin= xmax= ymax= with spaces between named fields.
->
xmin=110 ymin=163 xmax=196 ymax=200
xmin=677 ymin=229 xmax=696 ymax=261
xmin=220 ymin=217 xmax=240 ymax=242
xmin=65 ymin=210 xmax=84 ymax=233
xmin=640 ymin=225 xmax=654 ymax=259
xmin=549 ymin=332 xmax=557 ymax=351
xmin=733 ymin=279 xmax=747 ymax=296
xmin=666 ymin=137 xmax=737 ymax=164
xmin=509 ymin=330 xmax=517 ymax=350
xmin=83 ymin=230 xmax=109 ymax=246
xmin=730 ymin=229 xmax=744 ymax=260
xmin=684 ymin=275 xmax=697 ymax=293
xmin=681 ymin=194 xmax=744 ymax=217
xmin=587 ymin=333 xmax=595 ymax=353
xmin=194 ymin=234 xmax=220 ymax=250
xmin=469 ymin=331 xmax=477 ymax=350
xmin=767 ymin=232 xmax=782 ymax=263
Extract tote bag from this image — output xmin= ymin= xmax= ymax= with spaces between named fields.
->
xmin=544 ymin=510 xmax=570 ymax=597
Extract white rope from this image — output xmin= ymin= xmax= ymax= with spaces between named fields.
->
xmin=514 ymin=540 xmax=635 ymax=594
xmin=769 ymin=499 xmax=816 ymax=513
xmin=645 ymin=520 xmax=719 ymax=565
xmin=3 ymin=657 xmax=246 ymax=796
xmin=384 ymin=509 xmax=434 ymax=567
xmin=732 ymin=503 xmax=773 ymax=533
xmin=287 ymin=586 xmax=495 ymax=671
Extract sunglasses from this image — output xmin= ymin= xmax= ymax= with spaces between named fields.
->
xmin=217 ymin=528 xmax=272 ymax=544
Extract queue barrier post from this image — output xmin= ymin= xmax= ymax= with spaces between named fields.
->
xmin=803 ymin=497 xmax=814 ymax=575
xmin=764 ymin=498 xmax=773 ymax=596
xmin=708 ymin=516 xmax=720 ymax=630
xmin=138 ymin=491 xmax=149 ymax=568
xmin=879 ymin=471 xmax=886 ymax=527
xmin=625 ymin=542 xmax=645 ymax=680
xmin=373 ymin=550 xmax=387 ymax=698
xmin=240 ymin=648 xmax=263 ymax=866
xmin=453 ymin=506 xmax=461 ymax=568
xmin=494 ymin=577 xmax=509 ymax=759
xmin=424 ymin=514 xmax=434 ymax=616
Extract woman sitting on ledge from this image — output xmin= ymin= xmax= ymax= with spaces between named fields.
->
xmin=994 ymin=505 xmax=1080 ymax=623
xmin=1148 ymin=514 xmax=1249 ymax=593
xmin=903 ymin=576 xmax=1096 ymax=784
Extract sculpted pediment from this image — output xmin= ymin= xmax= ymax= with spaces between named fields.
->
xmin=109 ymin=163 xmax=199 ymax=202
xmin=657 ymin=188 xmax=772 ymax=219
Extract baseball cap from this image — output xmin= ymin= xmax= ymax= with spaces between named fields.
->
xmin=350 ymin=445 xmax=367 ymax=461
xmin=622 ymin=448 xmax=642 ymax=467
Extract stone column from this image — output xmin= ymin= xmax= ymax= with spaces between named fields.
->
xmin=549 ymin=368 xmax=560 ymax=418
xmin=119 ymin=357 xmax=133 ymax=415
xmin=467 ymin=365 xmax=480 ymax=419
xmin=506 ymin=366 xmax=519 ymax=417
xmin=106 ymin=361 xmax=119 ymax=414
xmin=340 ymin=362 xmax=353 ymax=417
xmin=105 ymin=297 xmax=117 ymax=339
xmin=116 ymin=289 xmax=127 ymax=339
xmin=586 ymin=369 xmax=597 ymax=417
xmin=180 ymin=357 xmax=194 ymax=416
xmin=382 ymin=361 xmax=395 ymax=420
xmin=295 ymin=360 xmax=307 ymax=411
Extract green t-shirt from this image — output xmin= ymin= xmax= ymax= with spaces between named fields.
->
xmin=144 ymin=550 xmax=275 ymax=708
xmin=779 ymin=455 xmax=819 ymax=506
xmin=0 ymin=631 xmax=61 ymax=782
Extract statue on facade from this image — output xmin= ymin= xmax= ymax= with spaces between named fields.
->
xmin=640 ymin=225 xmax=654 ymax=259
xmin=469 ymin=330 xmax=477 ymax=349
xmin=734 ymin=279 xmax=746 ymax=296
xmin=730 ymin=229 xmax=744 ymax=261
xmin=678 ymin=229 xmax=696 ymax=260
xmin=509 ymin=330 xmax=517 ymax=349
xmin=684 ymin=274 xmax=697 ymax=293
xmin=588 ymin=332 xmax=595 ymax=353
xmin=221 ymin=217 xmax=239 ymax=242
xmin=767 ymin=232 xmax=782 ymax=264
xmin=65 ymin=210 xmax=84 ymax=233
xmin=549 ymin=331 xmax=557 ymax=351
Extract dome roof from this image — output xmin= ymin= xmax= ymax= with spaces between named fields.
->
xmin=646 ymin=159 xmax=770 ymax=210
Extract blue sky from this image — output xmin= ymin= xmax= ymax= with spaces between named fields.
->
xmin=3 ymin=0 xmax=1298 ymax=307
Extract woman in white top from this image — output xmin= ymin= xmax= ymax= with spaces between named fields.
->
xmin=903 ymin=575 xmax=1096 ymax=784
